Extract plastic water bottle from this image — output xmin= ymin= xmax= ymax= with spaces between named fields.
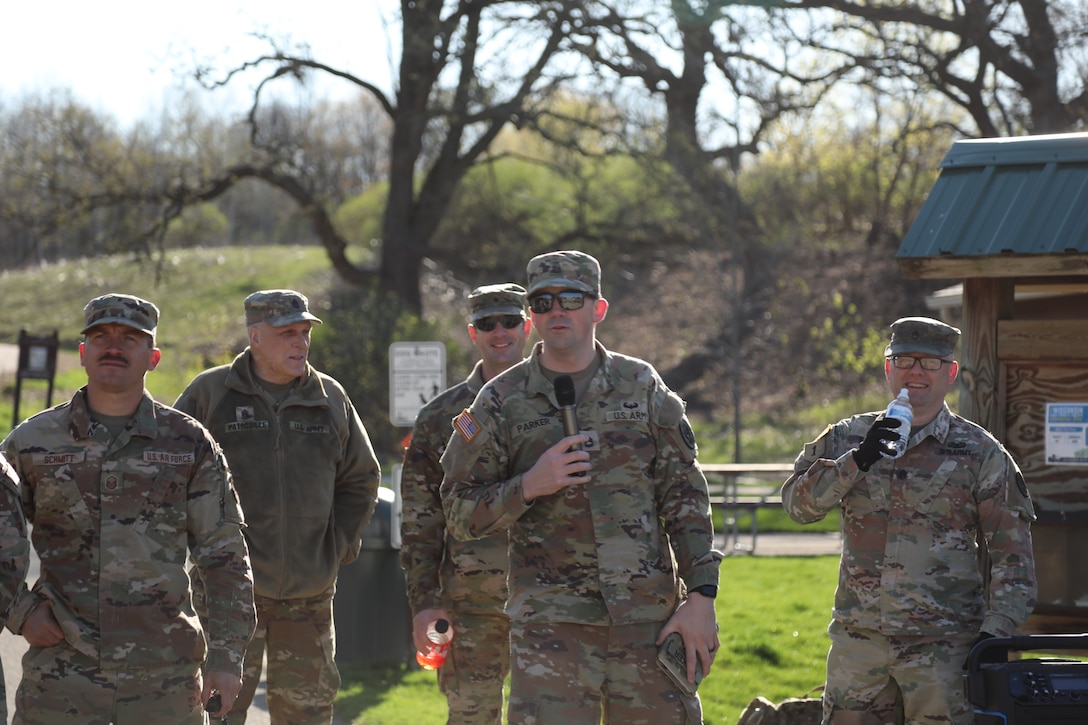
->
xmin=882 ymin=387 xmax=913 ymax=459
xmin=416 ymin=618 xmax=453 ymax=670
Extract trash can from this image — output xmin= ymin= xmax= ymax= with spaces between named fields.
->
xmin=334 ymin=481 xmax=413 ymax=667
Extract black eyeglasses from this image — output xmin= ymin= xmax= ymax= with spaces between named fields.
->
xmin=889 ymin=355 xmax=951 ymax=371
xmin=528 ymin=291 xmax=593 ymax=314
xmin=474 ymin=315 xmax=524 ymax=332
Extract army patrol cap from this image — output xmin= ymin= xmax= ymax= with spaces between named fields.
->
xmin=244 ymin=289 xmax=323 ymax=327
xmin=884 ymin=316 xmax=961 ymax=357
xmin=81 ymin=293 xmax=159 ymax=339
xmin=469 ymin=283 xmax=527 ymax=322
xmin=526 ymin=250 xmax=601 ymax=296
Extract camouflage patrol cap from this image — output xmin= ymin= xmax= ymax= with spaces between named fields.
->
xmin=526 ymin=250 xmax=601 ymax=296
xmin=884 ymin=316 xmax=961 ymax=357
xmin=469 ymin=283 xmax=527 ymax=322
xmin=244 ymin=289 xmax=323 ymax=327
xmin=81 ymin=293 xmax=159 ymax=339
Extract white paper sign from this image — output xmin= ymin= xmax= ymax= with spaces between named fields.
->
xmin=1045 ymin=402 xmax=1088 ymax=465
xmin=388 ymin=342 xmax=446 ymax=427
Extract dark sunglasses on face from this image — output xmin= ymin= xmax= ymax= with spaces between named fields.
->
xmin=528 ymin=291 xmax=593 ymax=314
xmin=474 ymin=315 xmax=525 ymax=332
xmin=889 ymin=355 xmax=951 ymax=371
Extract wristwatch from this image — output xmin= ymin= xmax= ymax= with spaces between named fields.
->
xmin=689 ymin=584 xmax=718 ymax=599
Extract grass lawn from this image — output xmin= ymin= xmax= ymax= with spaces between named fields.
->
xmin=717 ymin=504 xmax=841 ymax=536
xmin=334 ymin=555 xmax=839 ymax=724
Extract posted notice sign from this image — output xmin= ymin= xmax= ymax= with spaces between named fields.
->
xmin=1045 ymin=402 xmax=1088 ymax=466
xmin=389 ymin=342 xmax=446 ymax=427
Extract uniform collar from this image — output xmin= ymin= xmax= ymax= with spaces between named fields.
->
xmin=918 ymin=402 xmax=953 ymax=444
xmin=68 ymin=387 xmax=159 ymax=442
xmin=465 ymin=361 xmax=487 ymax=395
xmin=524 ymin=340 xmax=613 ymax=405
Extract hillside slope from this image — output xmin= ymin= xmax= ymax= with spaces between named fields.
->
xmin=0 ymin=241 xmax=948 ymax=458
xmin=596 ymin=240 xmax=948 ymax=419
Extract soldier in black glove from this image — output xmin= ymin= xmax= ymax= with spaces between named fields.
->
xmin=852 ymin=417 xmax=904 ymax=472
xmin=780 ymin=317 xmax=1036 ymax=725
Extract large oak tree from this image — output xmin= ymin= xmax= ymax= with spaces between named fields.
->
xmin=193 ymin=1 xmax=598 ymax=314
xmin=783 ymin=0 xmax=1088 ymax=136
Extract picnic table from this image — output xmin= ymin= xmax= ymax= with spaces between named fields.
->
xmin=701 ymin=462 xmax=795 ymax=554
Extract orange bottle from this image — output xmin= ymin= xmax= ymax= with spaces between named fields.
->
xmin=416 ymin=618 xmax=453 ymax=670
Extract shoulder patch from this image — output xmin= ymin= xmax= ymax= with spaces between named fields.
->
xmin=453 ymin=409 xmax=480 ymax=442
xmin=803 ymin=424 xmax=835 ymax=460
xmin=679 ymin=419 xmax=697 ymax=450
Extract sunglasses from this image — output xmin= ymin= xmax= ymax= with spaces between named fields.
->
xmin=528 ymin=291 xmax=593 ymax=314
xmin=889 ymin=355 xmax=951 ymax=371
xmin=474 ymin=315 xmax=525 ymax=332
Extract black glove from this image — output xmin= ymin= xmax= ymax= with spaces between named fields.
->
xmin=852 ymin=417 xmax=902 ymax=472
xmin=963 ymin=631 xmax=1002 ymax=669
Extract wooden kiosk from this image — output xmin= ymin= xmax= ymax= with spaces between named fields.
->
xmin=898 ymin=132 xmax=1088 ymax=631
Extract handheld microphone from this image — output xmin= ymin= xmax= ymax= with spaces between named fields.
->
xmin=554 ymin=374 xmax=580 ymax=442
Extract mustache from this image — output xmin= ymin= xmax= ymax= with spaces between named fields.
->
xmin=96 ymin=354 xmax=129 ymax=365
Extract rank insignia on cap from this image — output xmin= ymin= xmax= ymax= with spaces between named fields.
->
xmin=453 ymin=409 xmax=480 ymax=442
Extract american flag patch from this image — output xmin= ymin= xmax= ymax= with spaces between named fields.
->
xmin=453 ymin=409 xmax=480 ymax=442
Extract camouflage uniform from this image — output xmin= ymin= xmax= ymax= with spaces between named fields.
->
xmin=2 ymin=388 xmax=256 ymax=724
xmin=782 ymin=319 xmax=1036 ymax=725
xmin=175 ymin=290 xmax=381 ymax=725
xmin=0 ymin=454 xmax=30 ymax=724
xmin=401 ymin=361 xmax=510 ymax=725
xmin=441 ymin=340 xmax=721 ymax=724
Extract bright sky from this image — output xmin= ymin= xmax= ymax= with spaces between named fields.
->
xmin=0 ymin=0 xmax=400 ymax=127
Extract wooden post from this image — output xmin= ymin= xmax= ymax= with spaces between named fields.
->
xmin=959 ymin=278 xmax=1013 ymax=439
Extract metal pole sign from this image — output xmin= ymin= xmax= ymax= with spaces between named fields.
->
xmin=388 ymin=342 xmax=446 ymax=427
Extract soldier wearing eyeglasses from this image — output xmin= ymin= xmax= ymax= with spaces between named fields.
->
xmin=400 ymin=283 xmax=531 ymax=724
xmin=440 ymin=251 xmax=721 ymax=724
xmin=782 ymin=316 xmax=1036 ymax=725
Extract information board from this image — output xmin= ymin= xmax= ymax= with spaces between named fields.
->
xmin=388 ymin=342 xmax=446 ymax=427
xmin=1046 ymin=402 xmax=1088 ymax=465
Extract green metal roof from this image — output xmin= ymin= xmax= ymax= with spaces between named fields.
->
xmin=898 ymin=133 xmax=1088 ymax=264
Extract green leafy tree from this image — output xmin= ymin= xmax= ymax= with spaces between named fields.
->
xmin=0 ymin=92 xmax=138 ymax=266
xmin=163 ymin=203 xmax=229 ymax=248
xmin=739 ymin=99 xmax=957 ymax=403
xmin=187 ymin=1 xmax=602 ymax=316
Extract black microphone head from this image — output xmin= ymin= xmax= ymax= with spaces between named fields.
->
xmin=554 ymin=374 xmax=576 ymax=408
